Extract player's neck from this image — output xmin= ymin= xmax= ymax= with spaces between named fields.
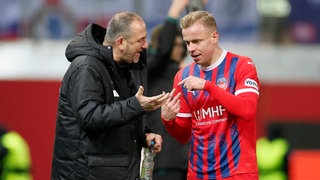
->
xmin=210 ymin=46 xmax=223 ymax=66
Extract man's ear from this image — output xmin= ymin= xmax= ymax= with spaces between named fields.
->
xmin=116 ymin=37 xmax=126 ymax=50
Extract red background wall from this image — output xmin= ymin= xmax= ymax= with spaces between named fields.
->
xmin=0 ymin=80 xmax=60 ymax=180
xmin=1 ymin=80 xmax=320 ymax=180
xmin=256 ymin=83 xmax=320 ymax=136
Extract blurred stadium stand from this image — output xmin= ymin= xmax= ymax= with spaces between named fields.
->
xmin=0 ymin=0 xmax=320 ymax=179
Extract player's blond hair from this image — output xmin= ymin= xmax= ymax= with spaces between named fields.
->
xmin=180 ymin=10 xmax=217 ymax=31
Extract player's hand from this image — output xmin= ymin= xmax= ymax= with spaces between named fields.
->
xmin=161 ymin=88 xmax=181 ymax=121
xmin=135 ymin=86 xmax=170 ymax=112
xmin=145 ymin=133 xmax=162 ymax=153
xmin=178 ymin=76 xmax=206 ymax=91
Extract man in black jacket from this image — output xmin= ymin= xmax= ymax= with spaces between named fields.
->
xmin=51 ymin=12 xmax=170 ymax=180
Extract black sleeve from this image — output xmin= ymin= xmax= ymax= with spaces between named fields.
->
xmin=69 ymin=63 xmax=145 ymax=134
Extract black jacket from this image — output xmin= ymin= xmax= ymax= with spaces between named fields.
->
xmin=51 ymin=23 xmax=149 ymax=180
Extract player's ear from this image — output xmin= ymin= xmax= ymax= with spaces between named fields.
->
xmin=211 ymin=31 xmax=219 ymax=44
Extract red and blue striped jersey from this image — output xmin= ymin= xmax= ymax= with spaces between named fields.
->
xmin=163 ymin=50 xmax=260 ymax=179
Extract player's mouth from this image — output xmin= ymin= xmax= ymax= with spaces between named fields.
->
xmin=191 ymin=54 xmax=201 ymax=62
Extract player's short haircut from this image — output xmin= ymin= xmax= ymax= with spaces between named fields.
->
xmin=180 ymin=10 xmax=217 ymax=31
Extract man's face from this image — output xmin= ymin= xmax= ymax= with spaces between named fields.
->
xmin=182 ymin=22 xmax=218 ymax=67
xmin=122 ymin=20 xmax=148 ymax=64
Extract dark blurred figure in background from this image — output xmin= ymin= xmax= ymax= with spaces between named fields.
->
xmin=256 ymin=125 xmax=290 ymax=180
xmin=146 ymin=0 xmax=206 ymax=179
xmin=28 ymin=0 xmax=77 ymax=39
xmin=146 ymin=0 xmax=188 ymax=179
xmin=0 ymin=125 xmax=32 ymax=180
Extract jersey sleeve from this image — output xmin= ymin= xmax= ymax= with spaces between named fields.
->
xmin=234 ymin=56 xmax=259 ymax=96
xmin=204 ymin=56 xmax=260 ymax=121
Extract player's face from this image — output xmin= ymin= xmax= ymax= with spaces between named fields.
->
xmin=122 ymin=20 xmax=148 ymax=64
xmin=182 ymin=22 xmax=218 ymax=67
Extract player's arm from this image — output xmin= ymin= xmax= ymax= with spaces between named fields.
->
xmin=208 ymin=58 xmax=259 ymax=120
xmin=161 ymin=74 xmax=192 ymax=144
xmin=179 ymin=58 xmax=259 ymax=121
xmin=204 ymin=81 xmax=259 ymax=121
xmin=162 ymin=116 xmax=192 ymax=144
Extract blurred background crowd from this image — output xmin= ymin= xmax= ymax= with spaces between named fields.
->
xmin=0 ymin=0 xmax=319 ymax=43
xmin=0 ymin=0 xmax=320 ymax=180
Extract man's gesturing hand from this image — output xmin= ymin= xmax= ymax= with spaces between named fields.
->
xmin=135 ymin=86 xmax=170 ymax=112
